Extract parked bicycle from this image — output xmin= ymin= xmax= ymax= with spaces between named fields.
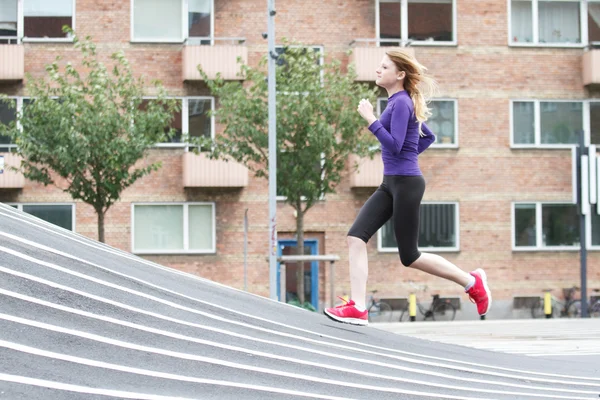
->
xmin=399 ymin=284 xmax=457 ymax=322
xmin=591 ymin=290 xmax=600 ymax=318
xmin=367 ymin=290 xmax=393 ymax=323
xmin=531 ymin=286 xmax=582 ymax=318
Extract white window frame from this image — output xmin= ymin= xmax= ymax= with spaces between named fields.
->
xmin=510 ymin=99 xmax=596 ymax=148
xmin=18 ymin=0 xmax=77 ymax=43
xmin=377 ymin=97 xmax=459 ymax=148
xmin=512 ymin=201 xmax=580 ymax=251
xmin=130 ymin=0 xmax=215 ymax=44
xmin=508 ymin=0 xmax=589 ymax=47
xmin=377 ymin=201 xmax=460 ymax=252
xmin=186 ymin=0 xmax=215 ymax=45
xmin=376 ymin=0 xmax=457 ymax=47
xmin=8 ymin=202 xmax=76 ymax=231
xmin=140 ymin=97 xmax=214 ymax=148
xmin=131 ymin=202 xmax=216 ymax=254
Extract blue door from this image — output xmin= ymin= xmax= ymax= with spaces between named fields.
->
xmin=277 ymin=239 xmax=319 ymax=309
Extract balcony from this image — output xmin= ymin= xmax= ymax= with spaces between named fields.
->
xmin=182 ymin=38 xmax=248 ymax=81
xmin=182 ymin=151 xmax=248 ymax=188
xmin=350 ymin=39 xmax=415 ymax=81
xmin=583 ymin=48 xmax=600 ymax=86
xmin=0 ymin=41 xmax=24 ymax=81
xmin=0 ymin=153 xmax=25 ymax=189
xmin=348 ymin=153 xmax=383 ymax=188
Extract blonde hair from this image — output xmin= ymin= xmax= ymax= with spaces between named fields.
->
xmin=385 ymin=50 xmax=437 ymax=133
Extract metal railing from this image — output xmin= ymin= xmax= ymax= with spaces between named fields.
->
xmin=184 ymin=37 xmax=246 ymax=46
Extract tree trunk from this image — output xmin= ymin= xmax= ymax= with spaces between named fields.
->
xmin=97 ymin=209 xmax=105 ymax=243
xmin=296 ymin=204 xmax=305 ymax=305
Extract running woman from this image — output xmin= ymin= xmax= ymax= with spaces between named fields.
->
xmin=324 ymin=50 xmax=491 ymax=326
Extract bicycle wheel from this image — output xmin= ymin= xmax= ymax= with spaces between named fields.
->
xmin=432 ymin=301 xmax=456 ymax=321
xmin=399 ymin=307 xmax=410 ymax=322
xmin=530 ymin=298 xmax=544 ymax=319
xmin=368 ymin=301 xmax=393 ymax=323
xmin=590 ymin=301 xmax=600 ymax=318
xmin=566 ymin=300 xmax=582 ymax=318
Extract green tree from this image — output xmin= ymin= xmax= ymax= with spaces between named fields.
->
xmin=0 ymin=29 xmax=179 ymax=243
xmin=196 ymin=45 xmax=378 ymax=307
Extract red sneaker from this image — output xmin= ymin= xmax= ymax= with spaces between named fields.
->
xmin=324 ymin=298 xmax=368 ymax=326
xmin=466 ymin=268 xmax=492 ymax=316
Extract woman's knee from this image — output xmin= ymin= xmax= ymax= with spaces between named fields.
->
xmin=347 ymin=235 xmax=367 ymax=249
xmin=400 ymin=250 xmax=421 ymax=267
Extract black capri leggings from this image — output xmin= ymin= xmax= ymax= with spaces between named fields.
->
xmin=348 ymin=175 xmax=426 ymax=266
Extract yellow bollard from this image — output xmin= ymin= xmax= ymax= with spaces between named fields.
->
xmin=544 ymin=292 xmax=552 ymax=318
xmin=409 ymin=293 xmax=417 ymax=322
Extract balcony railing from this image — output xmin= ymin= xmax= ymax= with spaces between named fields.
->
xmin=0 ymin=39 xmax=24 ymax=80
xmin=182 ymin=151 xmax=248 ymax=188
xmin=182 ymin=37 xmax=248 ymax=81
xmin=348 ymin=153 xmax=383 ymax=188
xmin=350 ymin=39 xmax=415 ymax=81
xmin=0 ymin=153 xmax=25 ymax=189
xmin=583 ymin=48 xmax=600 ymax=86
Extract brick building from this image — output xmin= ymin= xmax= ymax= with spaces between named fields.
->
xmin=0 ymin=0 xmax=599 ymax=318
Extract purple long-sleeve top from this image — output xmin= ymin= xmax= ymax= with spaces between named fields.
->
xmin=368 ymin=90 xmax=436 ymax=176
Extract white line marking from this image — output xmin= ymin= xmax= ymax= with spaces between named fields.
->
xmin=2 ymin=237 xmax=599 ymax=384
xmin=0 ymin=338 xmax=494 ymax=400
xmin=1 ymin=295 xmax=596 ymax=397
xmin=1 ymin=228 xmax=599 ymax=383
xmin=0 ymin=372 xmax=351 ymax=400
xmin=1 ymin=269 xmax=599 ymax=392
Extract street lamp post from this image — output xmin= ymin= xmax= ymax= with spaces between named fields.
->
xmin=267 ymin=0 xmax=278 ymax=300
xmin=576 ymin=129 xmax=591 ymax=318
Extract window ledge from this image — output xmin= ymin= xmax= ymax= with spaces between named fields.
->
xmin=509 ymin=42 xmax=585 ymax=49
xmin=22 ymin=38 xmax=74 ymax=43
xmin=409 ymin=41 xmax=457 ymax=47
xmin=513 ymin=247 xmax=580 ymax=252
xmin=431 ymin=144 xmax=459 ymax=149
xmin=511 ymin=145 xmax=576 ymax=149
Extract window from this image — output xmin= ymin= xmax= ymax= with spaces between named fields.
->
xmin=590 ymin=1 xmax=600 ymax=44
xmin=24 ymin=0 xmax=74 ymax=40
xmin=132 ymin=0 xmax=214 ymax=43
xmin=188 ymin=0 xmax=213 ymax=44
xmin=140 ymin=97 xmax=213 ymax=146
xmin=513 ymin=202 xmax=579 ymax=249
xmin=132 ymin=0 xmax=184 ymax=42
xmin=10 ymin=203 xmax=75 ymax=231
xmin=378 ymin=98 xmax=458 ymax=147
xmin=379 ymin=202 xmax=459 ymax=251
xmin=377 ymin=0 xmax=456 ymax=45
xmin=510 ymin=100 xmax=598 ymax=147
xmin=0 ymin=0 xmax=17 ymax=42
xmin=0 ymin=99 xmax=17 ymax=152
xmin=510 ymin=0 xmax=594 ymax=46
xmin=591 ymin=102 xmax=600 ymax=145
xmin=132 ymin=203 xmax=215 ymax=254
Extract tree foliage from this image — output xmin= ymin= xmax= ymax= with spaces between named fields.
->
xmin=196 ymin=44 xmax=378 ymax=305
